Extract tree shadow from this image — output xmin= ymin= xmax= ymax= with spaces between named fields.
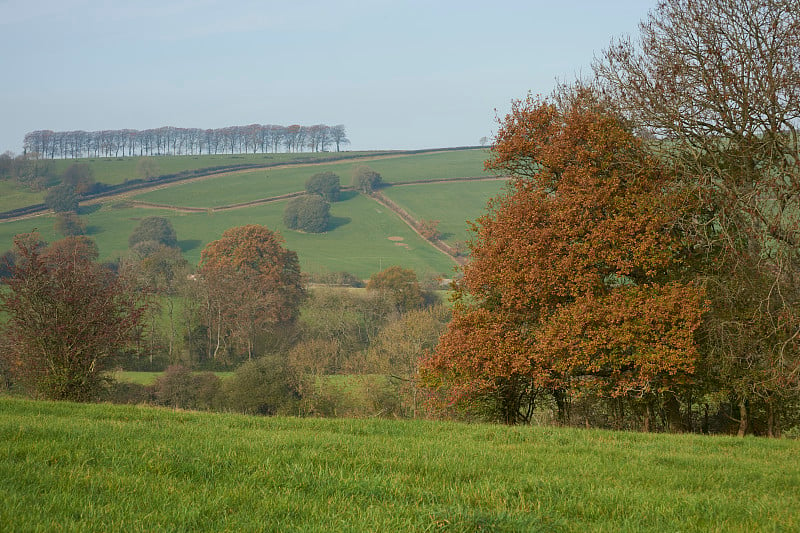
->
xmin=337 ymin=190 xmax=359 ymax=202
xmin=179 ymin=239 xmax=202 ymax=253
xmin=327 ymin=216 xmax=351 ymax=231
xmin=84 ymin=225 xmax=103 ymax=236
xmin=77 ymin=204 xmax=102 ymax=215
xmin=439 ymin=232 xmax=455 ymax=241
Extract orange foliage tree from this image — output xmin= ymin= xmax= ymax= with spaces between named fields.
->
xmin=420 ymin=89 xmax=706 ymax=424
xmin=198 ymin=225 xmax=305 ymax=363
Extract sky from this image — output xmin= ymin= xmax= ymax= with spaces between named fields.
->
xmin=0 ymin=0 xmax=657 ymax=154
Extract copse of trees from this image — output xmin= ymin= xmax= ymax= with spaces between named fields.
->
xmin=22 ymin=124 xmax=349 ymax=159
xmin=283 ymin=194 xmax=331 ymax=233
xmin=305 ymin=172 xmax=341 ymax=202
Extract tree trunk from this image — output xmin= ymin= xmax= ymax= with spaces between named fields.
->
xmin=737 ymin=399 xmax=748 ymax=437
xmin=664 ymin=392 xmax=683 ymax=432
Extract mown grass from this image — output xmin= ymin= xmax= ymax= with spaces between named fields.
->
xmin=383 ymin=179 xmax=509 ymax=244
xmin=1 ymin=396 xmax=797 ymax=532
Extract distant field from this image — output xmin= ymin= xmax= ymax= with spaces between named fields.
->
xmin=2 ymin=397 xmax=798 ymax=531
xmin=113 ymin=371 xmax=233 ymax=385
xmin=0 ymin=149 xmax=491 ymax=278
xmin=0 ymin=181 xmax=43 ymax=212
xmin=383 ymin=179 xmax=509 ymax=244
xmin=50 ymin=151 xmax=376 ymax=186
xmin=0 ymin=193 xmax=457 ymax=278
xmin=133 ymin=149 xmax=491 ymax=208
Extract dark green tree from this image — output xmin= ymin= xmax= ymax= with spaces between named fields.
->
xmin=128 ymin=216 xmax=178 ymax=249
xmin=352 ymin=165 xmax=382 ymax=193
xmin=283 ymin=194 xmax=330 ymax=233
xmin=305 ymin=171 xmax=341 ymax=202
xmin=44 ymin=183 xmax=79 ymax=212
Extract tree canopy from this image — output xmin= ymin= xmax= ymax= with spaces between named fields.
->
xmin=128 ymin=216 xmax=178 ymax=249
xmin=283 ymin=194 xmax=330 ymax=233
xmin=421 ymin=89 xmax=705 ymax=424
xmin=198 ymin=225 xmax=305 ymax=362
xmin=305 ymin=172 xmax=341 ymax=202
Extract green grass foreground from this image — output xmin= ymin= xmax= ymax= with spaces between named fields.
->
xmin=1 ymin=397 xmax=797 ymax=532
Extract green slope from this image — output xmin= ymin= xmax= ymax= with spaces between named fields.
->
xmin=2 ymin=397 xmax=798 ymax=532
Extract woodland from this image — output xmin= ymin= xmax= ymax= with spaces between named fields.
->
xmin=1 ymin=0 xmax=798 ymax=438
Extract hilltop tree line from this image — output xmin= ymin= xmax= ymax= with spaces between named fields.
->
xmin=22 ymin=123 xmax=349 ymax=159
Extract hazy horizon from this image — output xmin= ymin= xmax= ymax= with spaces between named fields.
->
xmin=0 ymin=0 xmax=656 ymax=155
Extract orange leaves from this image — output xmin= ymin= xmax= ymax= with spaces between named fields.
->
xmin=422 ymin=88 xmax=706 ymax=417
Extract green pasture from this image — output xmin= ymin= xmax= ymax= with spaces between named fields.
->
xmin=0 ymin=181 xmax=44 ymax=212
xmin=112 ymin=371 xmax=233 ymax=385
xmin=2 ymin=397 xmax=798 ymax=532
xmin=49 ymin=151 xmax=375 ymax=186
xmin=383 ymin=179 xmax=509 ymax=244
xmin=132 ymin=149 xmax=491 ymax=208
xmin=0 ymin=193 xmax=457 ymax=279
xmin=366 ymin=148 xmax=492 ymax=184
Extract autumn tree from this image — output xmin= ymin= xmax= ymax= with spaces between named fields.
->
xmin=283 ymin=194 xmax=331 ymax=233
xmin=366 ymin=266 xmax=426 ymax=313
xmin=595 ymin=0 xmax=800 ymax=436
xmin=197 ymin=225 xmax=305 ymax=363
xmin=420 ymin=88 xmax=706 ymax=425
xmin=0 ymin=233 xmax=146 ymax=401
xmin=305 ymin=171 xmax=341 ymax=202
xmin=54 ymin=212 xmax=87 ymax=236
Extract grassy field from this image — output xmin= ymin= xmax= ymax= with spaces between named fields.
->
xmin=112 ymin=371 xmax=233 ymax=385
xmin=1 ymin=397 xmax=798 ymax=531
xmin=383 ymin=179 xmax=509 ymax=244
xmin=50 ymin=151 xmax=378 ymax=186
xmin=0 ymin=181 xmax=44 ymax=212
xmin=0 ymin=192 xmax=457 ymax=278
xmin=0 ymin=149 xmax=494 ymax=279
xmin=132 ymin=149 xmax=491 ymax=208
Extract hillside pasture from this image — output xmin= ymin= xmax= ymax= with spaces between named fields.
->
xmin=0 ymin=181 xmax=44 ymax=213
xmin=131 ymin=149 xmax=491 ymax=209
xmin=0 ymin=194 xmax=456 ymax=278
xmin=1 ymin=397 xmax=798 ymax=532
xmin=49 ymin=151 xmax=376 ymax=186
xmin=382 ymin=179 xmax=509 ymax=244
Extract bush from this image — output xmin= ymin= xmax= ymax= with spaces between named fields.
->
xmin=152 ymin=365 xmax=222 ymax=410
xmin=219 ymin=355 xmax=297 ymax=415
xmin=305 ymin=172 xmax=340 ymax=202
xmin=44 ymin=184 xmax=79 ymax=212
xmin=352 ymin=165 xmax=382 ymax=193
xmin=128 ymin=216 xmax=178 ymax=249
xmin=283 ymin=194 xmax=330 ymax=233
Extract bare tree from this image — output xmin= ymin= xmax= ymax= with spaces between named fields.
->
xmin=596 ymin=0 xmax=800 ymax=436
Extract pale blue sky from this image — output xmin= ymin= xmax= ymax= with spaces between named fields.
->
xmin=0 ymin=0 xmax=656 ymax=154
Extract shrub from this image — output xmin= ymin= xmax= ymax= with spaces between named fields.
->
xmin=283 ymin=194 xmax=330 ymax=233
xmin=219 ymin=354 xmax=297 ymax=415
xmin=128 ymin=216 xmax=178 ymax=249
xmin=352 ymin=165 xmax=382 ymax=193
xmin=305 ymin=172 xmax=340 ymax=202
